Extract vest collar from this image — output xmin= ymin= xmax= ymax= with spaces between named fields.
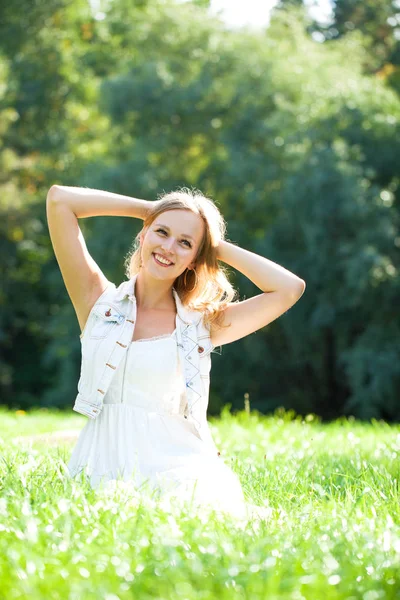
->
xmin=114 ymin=272 xmax=196 ymax=325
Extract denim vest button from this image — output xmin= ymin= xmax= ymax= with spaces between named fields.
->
xmin=198 ymin=346 xmax=204 ymax=353
xmin=105 ymin=308 xmax=111 ymax=316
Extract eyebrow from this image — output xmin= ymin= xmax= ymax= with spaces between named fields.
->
xmin=154 ymin=223 xmax=195 ymax=241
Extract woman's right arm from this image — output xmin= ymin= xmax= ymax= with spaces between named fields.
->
xmin=47 ymin=185 xmax=151 ymax=219
xmin=46 ymin=185 xmax=152 ymax=334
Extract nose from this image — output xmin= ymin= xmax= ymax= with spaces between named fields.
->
xmin=160 ymin=238 xmax=175 ymax=254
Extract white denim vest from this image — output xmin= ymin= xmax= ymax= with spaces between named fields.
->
xmin=73 ymin=273 xmax=218 ymax=450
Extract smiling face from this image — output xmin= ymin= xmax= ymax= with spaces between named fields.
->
xmin=139 ymin=209 xmax=205 ymax=280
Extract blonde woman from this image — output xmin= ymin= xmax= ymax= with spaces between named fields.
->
xmin=46 ymin=185 xmax=305 ymax=518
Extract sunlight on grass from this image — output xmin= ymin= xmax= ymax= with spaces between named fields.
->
xmin=0 ymin=406 xmax=399 ymax=598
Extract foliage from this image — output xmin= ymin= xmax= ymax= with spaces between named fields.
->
xmin=276 ymin=0 xmax=400 ymax=92
xmin=0 ymin=0 xmax=399 ymax=420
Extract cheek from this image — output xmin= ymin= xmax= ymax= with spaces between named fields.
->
xmin=144 ymin=233 xmax=158 ymax=248
xmin=180 ymin=247 xmax=194 ymax=260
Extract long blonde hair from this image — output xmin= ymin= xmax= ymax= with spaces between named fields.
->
xmin=123 ymin=187 xmax=238 ymax=329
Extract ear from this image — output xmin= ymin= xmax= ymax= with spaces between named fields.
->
xmin=139 ymin=226 xmax=147 ymax=245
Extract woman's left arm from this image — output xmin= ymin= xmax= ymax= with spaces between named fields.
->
xmin=210 ymin=240 xmax=306 ymax=347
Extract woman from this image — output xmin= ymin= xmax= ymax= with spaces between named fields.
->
xmin=46 ymin=185 xmax=305 ymax=518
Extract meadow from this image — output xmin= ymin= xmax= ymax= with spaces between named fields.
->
xmin=0 ymin=406 xmax=399 ymax=599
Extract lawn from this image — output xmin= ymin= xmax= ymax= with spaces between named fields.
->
xmin=0 ymin=406 xmax=399 ymax=599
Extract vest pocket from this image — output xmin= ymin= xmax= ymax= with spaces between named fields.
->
xmin=197 ymin=336 xmax=214 ymax=358
xmin=89 ymin=305 xmax=124 ymax=339
xmin=198 ymin=337 xmax=213 ymax=380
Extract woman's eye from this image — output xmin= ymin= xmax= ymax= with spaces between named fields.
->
xmin=156 ymin=229 xmax=191 ymax=248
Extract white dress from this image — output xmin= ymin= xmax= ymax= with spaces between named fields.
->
xmin=66 ymin=329 xmax=248 ymax=518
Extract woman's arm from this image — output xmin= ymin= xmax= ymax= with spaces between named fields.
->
xmin=209 ymin=240 xmax=305 ymax=347
xmin=46 ymin=185 xmax=152 ymax=334
xmin=217 ymin=240 xmax=304 ymax=293
xmin=48 ymin=185 xmax=152 ymax=220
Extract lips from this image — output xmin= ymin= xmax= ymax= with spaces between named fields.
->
xmin=152 ymin=253 xmax=174 ymax=266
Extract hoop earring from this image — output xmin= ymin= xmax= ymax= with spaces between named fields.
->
xmin=183 ymin=268 xmax=198 ymax=291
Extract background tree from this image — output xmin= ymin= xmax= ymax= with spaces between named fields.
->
xmin=1 ymin=0 xmax=399 ymax=421
xmin=275 ymin=0 xmax=400 ymax=92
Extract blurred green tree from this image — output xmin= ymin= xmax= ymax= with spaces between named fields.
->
xmin=0 ymin=0 xmax=399 ymax=421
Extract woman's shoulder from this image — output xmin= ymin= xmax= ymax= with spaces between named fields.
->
xmin=190 ymin=308 xmax=213 ymax=336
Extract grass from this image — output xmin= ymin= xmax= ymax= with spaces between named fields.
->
xmin=0 ymin=405 xmax=399 ymax=599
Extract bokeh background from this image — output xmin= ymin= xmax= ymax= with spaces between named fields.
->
xmin=1 ymin=0 xmax=399 ymax=421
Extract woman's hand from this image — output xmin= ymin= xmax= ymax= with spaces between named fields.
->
xmin=143 ymin=199 xmax=162 ymax=221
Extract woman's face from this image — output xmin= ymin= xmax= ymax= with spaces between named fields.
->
xmin=140 ymin=209 xmax=205 ymax=280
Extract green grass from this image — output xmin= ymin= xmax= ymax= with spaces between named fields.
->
xmin=0 ymin=406 xmax=399 ymax=599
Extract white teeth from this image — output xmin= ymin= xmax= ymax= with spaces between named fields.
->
xmin=155 ymin=253 xmax=172 ymax=265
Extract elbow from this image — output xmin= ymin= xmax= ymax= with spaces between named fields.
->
xmin=286 ymin=278 xmax=306 ymax=300
xmin=46 ymin=185 xmax=61 ymax=203
xmin=294 ymin=279 xmax=306 ymax=298
xmin=298 ymin=278 xmax=306 ymax=291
